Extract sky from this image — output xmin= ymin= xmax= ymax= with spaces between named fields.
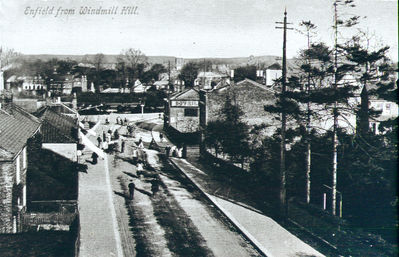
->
xmin=0 ymin=0 xmax=397 ymax=60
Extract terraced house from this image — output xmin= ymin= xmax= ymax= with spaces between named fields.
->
xmin=0 ymin=92 xmax=41 ymax=233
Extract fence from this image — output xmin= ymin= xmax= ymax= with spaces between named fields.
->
xmin=21 ymin=200 xmax=78 ymax=232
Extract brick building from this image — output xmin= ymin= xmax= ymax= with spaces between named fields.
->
xmin=0 ymin=92 xmax=41 ymax=233
xmin=164 ymin=88 xmax=200 ymax=134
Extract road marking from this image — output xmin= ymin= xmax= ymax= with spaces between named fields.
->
xmin=104 ymin=156 xmax=124 ymax=257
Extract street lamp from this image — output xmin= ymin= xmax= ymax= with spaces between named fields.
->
xmin=140 ymin=103 xmax=145 ymax=118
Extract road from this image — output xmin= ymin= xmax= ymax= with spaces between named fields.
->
xmin=102 ymin=119 xmax=262 ymax=257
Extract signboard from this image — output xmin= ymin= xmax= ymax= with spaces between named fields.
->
xmin=171 ymin=100 xmax=199 ymax=107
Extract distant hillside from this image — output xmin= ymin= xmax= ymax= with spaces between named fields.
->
xmin=21 ymin=54 xmax=290 ymax=68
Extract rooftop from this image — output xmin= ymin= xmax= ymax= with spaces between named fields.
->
xmin=0 ymin=101 xmax=41 ymax=160
xmin=36 ymin=107 xmax=78 ymax=144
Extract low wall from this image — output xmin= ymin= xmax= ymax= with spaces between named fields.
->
xmin=80 ymin=113 xmax=162 ymax=124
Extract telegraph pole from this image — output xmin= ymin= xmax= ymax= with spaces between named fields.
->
xmin=275 ymin=8 xmax=293 ymax=220
xmin=332 ymin=0 xmax=339 ymax=216
xmin=168 ymin=61 xmax=171 ymax=92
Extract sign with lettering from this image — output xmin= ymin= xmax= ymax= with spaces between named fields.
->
xmin=171 ymin=100 xmax=199 ymax=107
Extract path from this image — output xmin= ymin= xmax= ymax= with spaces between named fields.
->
xmin=78 ymin=152 xmax=123 ymax=257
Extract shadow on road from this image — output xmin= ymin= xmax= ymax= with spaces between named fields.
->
xmin=135 ymin=187 xmax=153 ymax=197
xmin=123 ymin=171 xmax=139 ymax=178
xmin=114 ymin=190 xmax=130 ymax=200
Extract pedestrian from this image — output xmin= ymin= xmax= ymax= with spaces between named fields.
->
xmin=124 ymin=117 xmax=128 ymax=124
xmin=128 ymin=180 xmax=135 ymax=200
xmin=105 ymin=118 xmax=109 ymax=124
xmin=102 ymin=131 xmax=106 ymax=141
xmin=121 ymin=139 xmax=125 ymax=153
xmin=91 ymin=152 xmax=98 ymax=164
xmin=171 ymin=145 xmax=177 ymax=157
xmin=106 ymin=132 xmax=111 ymax=142
xmin=165 ymin=145 xmax=171 ymax=158
xmin=149 ymin=138 xmax=156 ymax=149
xmin=114 ymin=130 xmax=119 ymax=140
xmin=151 ymin=179 xmax=159 ymax=195
xmin=177 ymin=147 xmax=183 ymax=158
xmin=160 ymin=133 xmax=164 ymax=142
xmin=102 ymin=141 xmax=108 ymax=152
xmin=138 ymin=137 xmax=144 ymax=149
xmin=137 ymin=161 xmax=144 ymax=177
xmin=132 ymin=148 xmax=138 ymax=164
xmin=97 ymin=136 xmax=102 ymax=147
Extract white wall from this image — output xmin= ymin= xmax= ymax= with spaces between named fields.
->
xmin=42 ymin=143 xmax=77 ymax=162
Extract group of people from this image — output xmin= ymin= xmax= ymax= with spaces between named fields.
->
xmin=96 ymin=129 xmax=123 ymax=153
xmin=165 ymin=144 xmax=186 ymax=158
xmin=116 ymin=116 xmax=128 ymax=126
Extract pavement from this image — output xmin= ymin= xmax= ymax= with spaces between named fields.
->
xmin=78 ymin=122 xmax=124 ymax=257
xmin=151 ymin=124 xmax=325 ymax=257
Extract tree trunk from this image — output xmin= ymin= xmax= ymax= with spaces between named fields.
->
xmin=306 ymin=141 xmax=311 ymax=204
xmin=359 ymin=83 xmax=369 ymax=135
xmin=332 ymin=107 xmax=338 ymax=216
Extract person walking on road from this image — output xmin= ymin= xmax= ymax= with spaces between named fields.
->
xmin=91 ymin=152 xmax=98 ymax=164
xmin=137 ymin=161 xmax=144 ymax=177
xmin=151 ymin=179 xmax=159 ymax=195
xmin=97 ymin=136 xmax=102 ymax=147
xmin=102 ymin=131 xmax=106 ymax=142
xmin=121 ymin=139 xmax=125 ymax=153
xmin=128 ymin=180 xmax=135 ymax=200
xmin=132 ymin=148 xmax=138 ymax=164
xmin=137 ymin=137 xmax=144 ymax=148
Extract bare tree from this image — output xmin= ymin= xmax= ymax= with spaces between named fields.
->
xmin=119 ymin=48 xmax=148 ymax=82
xmin=121 ymin=48 xmax=148 ymax=69
xmin=92 ymin=53 xmax=105 ymax=71
xmin=0 ymin=47 xmax=20 ymax=69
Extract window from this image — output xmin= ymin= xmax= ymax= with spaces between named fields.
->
xmin=16 ymin=156 xmax=20 ymax=184
xmin=23 ymin=147 xmax=27 ymax=169
xmin=23 ymin=185 xmax=27 ymax=206
xmin=184 ymin=108 xmax=198 ymax=117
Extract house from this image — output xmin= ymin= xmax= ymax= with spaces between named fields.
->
xmin=195 ymin=71 xmax=228 ymax=90
xmin=260 ymin=63 xmax=282 ymax=87
xmin=35 ymin=106 xmax=79 ymax=161
xmin=0 ymin=92 xmax=41 ymax=233
xmin=164 ymin=88 xmax=200 ymax=134
xmin=132 ymin=79 xmax=147 ymax=93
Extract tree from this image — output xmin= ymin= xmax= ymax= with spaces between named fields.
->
xmin=204 ymin=120 xmax=226 ymax=158
xmin=178 ymin=62 xmax=200 ymax=87
xmin=0 ymin=47 xmax=20 ymax=68
xmin=204 ymin=90 xmax=250 ymax=166
xmin=342 ymin=31 xmax=391 ymax=136
xmin=298 ymin=20 xmax=317 ymax=204
xmin=120 ymin=48 xmax=148 ymax=82
xmin=141 ymin=64 xmax=167 ymax=84
xmin=233 ymin=65 xmax=256 ymax=82
xmin=92 ymin=53 xmax=105 ymax=72
xmin=219 ymin=91 xmax=250 ymax=165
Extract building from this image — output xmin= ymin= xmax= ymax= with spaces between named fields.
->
xmin=132 ymin=79 xmax=147 ymax=93
xmin=195 ymin=71 xmax=228 ymax=90
xmin=175 ymin=58 xmax=185 ymax=71
xmin=0 ymin=92 xmax=41 ymax=233
xmin=164 ymin=88 xmax=200 ymax=134
xmin=256 ymin=63 xmax=282 ymax=87
xmin=35 ymin=106 xmax=79 ymax=161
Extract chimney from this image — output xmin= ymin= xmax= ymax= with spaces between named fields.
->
xmin=0 ymin=90 xmax=13 ymax=111
xmin=72 ymin=92 xmax=77 ymax=109
xmin=0 ymin=70 xmax=4 ymax=92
